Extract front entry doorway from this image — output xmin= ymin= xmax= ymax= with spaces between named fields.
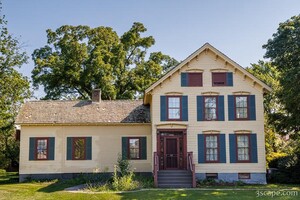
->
xmin=157 ymin=129 xmax=187 ymax=170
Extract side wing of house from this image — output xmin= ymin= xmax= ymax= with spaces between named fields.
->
xmin=145 ymin=43 xmax=270 ymax=184
xmin=17 ymin=101 xmax=152 ymax=182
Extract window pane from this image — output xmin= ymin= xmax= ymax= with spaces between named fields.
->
xmin=37 ymin=139 xmax=47 ymax=159
xmin=235 ymin=96 xmax=248 ymax=119
xmin=204 ymin=97 xmax=217 ymax=120
xmin=129 ymin=139 xmax=140 ymax=159
xmin=74 ymin=138 xmax=85 ymax=160
xmin=168 ymin=97 xmax=180 ymax=108
xmin=168 ymin=97 xmax=181 ymax=119
xmin=237 ymin=135 xmax=249 ymax=161
xmin=205 ymin=135 xmax=218 ymax=161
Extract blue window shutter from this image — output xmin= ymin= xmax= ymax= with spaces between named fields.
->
xmin=228 ymin=95 xmax=235 ymax=121
xmin=181 ymin=72 xmax=188 ymax=86
xmin=67 ymin=137 xmax=72 ymax=160
xmin=219 ymin=134 xmax=226 ymax=163
xmin=226 ymin=72 xmax=233 ymax=86
xmin=141 ymin=137 xmax=147 ymax=160
xmin=229 ymin=134 xmax=236 ymax=163
xmin=122 ymin=137 xmax=128 ymax=160
xmin=48 ymin=137 xmax=55 ymax=160
xmin=198 ymin=134 xmax=205 ymax=163
xmin=160 ymin=96 xmax=167 ymax=121
xmin=86 ymin=137 xmax=92 ymax=160
xmin=249 ymin=95 xmax=256 ymax=120
xmin=29 ymin=138 xmax=36 ymax=160
xmin=181 ymin=96 xmax=188 ymax=121
xmin=217 ymin=96 xmax=225 ymax=121
xmin=197 ymin=96 xmax=204 ymax=121
xmin=250 ymin=134 xmax=258 ymax=163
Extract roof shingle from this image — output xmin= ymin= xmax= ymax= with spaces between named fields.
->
xmin=16 ymin=100 xmax=150 ymax=124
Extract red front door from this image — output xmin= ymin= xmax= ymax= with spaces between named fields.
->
xmin=157 ymin=130 xmax=187 ymax=170
xmin=165 ymin=137 xmax=179 ymax=169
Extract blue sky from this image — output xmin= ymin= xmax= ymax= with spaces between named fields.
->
xmin=3 ymin=0 xmax=300 ymax=98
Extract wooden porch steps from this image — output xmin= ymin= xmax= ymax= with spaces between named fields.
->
xmin=157 ymin=170 xmax=193 ymax=188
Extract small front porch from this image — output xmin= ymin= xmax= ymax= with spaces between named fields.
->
xmin=153 ymin=129 xmax=196 ymax=188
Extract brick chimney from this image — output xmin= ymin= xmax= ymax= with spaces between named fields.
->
xmin=92 ymin=89 xmax=101 ymax=103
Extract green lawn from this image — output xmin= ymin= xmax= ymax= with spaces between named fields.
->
xmin=0 ymin=173 xmax=299 ymax=200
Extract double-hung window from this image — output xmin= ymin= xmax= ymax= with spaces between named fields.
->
xmin=29 ymin=137 xmax=55 ymax=161
xmin=167 ymin=96 xmax=181 ymax=120
xmin=122 ymin=137 xmax=147 ymax=160
xmin=128 ymin=138 xmax=141 ymax=159
xmin=66 ymin=137 xmax=92 ymax=160
xmin=205 ymin=135 xmax=219 ymax=162
xmin=204 ymin=96 xmax=217 ymax=120
xmin=236 ymin=135 xmax=250 ymax=162
xmin=235 ymin=96 xmax=248 ymax=119
xmin=36 ymin=138 xmax=48 ymax=160
xmin=73 ymin=137 xmax=86 ymax=160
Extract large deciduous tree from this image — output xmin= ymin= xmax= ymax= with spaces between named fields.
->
xmin=263 ymin=15 xmax=300 ymax=137
xmin=32 ymin=22 xmax=178 ymax=100
xmin=0 ymin=10 xmax=31 ymax=169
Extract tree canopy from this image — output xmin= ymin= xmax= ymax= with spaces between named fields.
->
xmin=263 ymin=15 xmax=300 ymax=136
xmin=0 ymin=10 xmax=31 ymax=169
xmin=32 ymin=22 xmax=178 ymax=100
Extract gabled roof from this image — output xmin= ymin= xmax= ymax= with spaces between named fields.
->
xmin=16 ymin=100 xmax=150 ymax=125
xmin=144 ymin=43 xmax=272 ymax=102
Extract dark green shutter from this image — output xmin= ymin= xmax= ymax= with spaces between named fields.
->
xmin=86 ymin=137 xmax=92 ymax=160
xmin=197 ymin=96 xmax=204 ymax=121
xmin=229 ymin=134 xmax=236 ymax=163
xmin=48 ymin=137 xmax=55 ymax=160
xmin=67 ymin=137 xmax=72 ymax=160
xmin=217 ymin=96 xmax=225 ymax=121
xmin=181 ymin=72 xmax=188 ymax=86
xmin=122 ymin=137 xmax=128 ymax=160
xmin=228 ymin=95 xmax=235 ymax=120
xmin=181 ymin=96 xmax=188 ymax=121
xmin=141 ymin=137 xmax=147 ymax=160
xmin=160 ymin=96 xmax=167 ymax=121
xmin=249 ymin=95 xmax=256 ymax=120
xmin=226 ymin=72 xmax=233 ymax=86
xmin=29 ymin=137 xmax=36 ymax=160
xmin=250 ymin=134 xmax=258 ymax=163
xmin=198 ymin=134 xmax=205 ymax=163
xmin=219 ymin=134 xmax=226 ymax=163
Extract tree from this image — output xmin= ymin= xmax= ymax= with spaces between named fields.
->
xmin=263 ymin=15 xmax=300 ymax=137
xmin=32 ymin=22 xmax=178 ymax=100
xmin=247 ymin=61 xmax=288 ymax=167
xmin=0 ymin=8 xmax=31 ymax=169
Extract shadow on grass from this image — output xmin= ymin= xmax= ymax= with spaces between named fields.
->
xmin=37 ymin=179 xmax=86 ymax=193
xmin=119 ymin=189 xmax=234 ymax=200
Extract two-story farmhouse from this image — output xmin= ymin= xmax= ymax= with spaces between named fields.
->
xmin=16 ymin=43 xmax=271 ymax=187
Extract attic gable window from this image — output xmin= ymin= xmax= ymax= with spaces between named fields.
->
xmin=181 ymin=72 xmax=203 ymax=87
xmin=212 ymin=72 xmax=233 ymax=86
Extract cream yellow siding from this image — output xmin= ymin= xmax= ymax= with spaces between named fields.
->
xmin=150 ymin=50 xmax=266 ymax=173
xmin=19 ymin=125 xmax=152 ymax=175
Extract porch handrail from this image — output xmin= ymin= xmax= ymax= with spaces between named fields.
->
xmin=153 ymin=152 xmax=159 ymax=187
xmin=187 ymin=152 xmax=196 ymax=188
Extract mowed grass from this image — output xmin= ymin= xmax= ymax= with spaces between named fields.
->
xmin=0 ymin=173 xmax=299 ymax=200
